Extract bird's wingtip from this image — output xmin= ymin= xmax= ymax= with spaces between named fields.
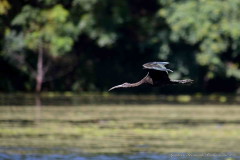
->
xmin=162 ymin=61 xmax=169 ymax=64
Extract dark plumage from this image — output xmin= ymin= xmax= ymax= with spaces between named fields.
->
xmin=109 ymin=62 xmax=193 ymax=91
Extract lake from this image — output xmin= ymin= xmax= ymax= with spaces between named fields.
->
xmin=0 ymin=94 xmax=239 ymax=160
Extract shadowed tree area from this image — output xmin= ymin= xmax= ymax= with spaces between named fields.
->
xmin=0 ymin=0 xmax=239 ymax=93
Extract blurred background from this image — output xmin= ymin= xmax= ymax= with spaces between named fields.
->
xmin=0 ymin=0 xmax=239 ymax=93
xmin=0 ymin=0 xmax=240 ymax=159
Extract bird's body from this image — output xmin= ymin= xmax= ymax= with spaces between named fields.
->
xmin=109 ymin=62 xmax=193 ymax=91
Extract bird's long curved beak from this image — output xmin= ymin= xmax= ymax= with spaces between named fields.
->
xmin=108 ymin=84 xmax=123 ymax=91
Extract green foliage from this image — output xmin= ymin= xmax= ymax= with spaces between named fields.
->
xmin=11 ymin=4 xmax=77 ymax=56
xmin=158 ymin=0 xmax=240 ymax=79
xmin=74 ymin=0 xmax=129 ymax=47
xmin=0 ymin=0 xmax=239 ymax=92
xmin=0 ymin=0 xmax=10 ymax=15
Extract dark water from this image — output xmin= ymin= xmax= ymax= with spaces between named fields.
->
xmin=0 ymin=152 xmax=239 ymax=160
xmin=0 ymin=147 xmax=239 ymax=160
xmin=0 ymin=153 xmax=238 ymax=160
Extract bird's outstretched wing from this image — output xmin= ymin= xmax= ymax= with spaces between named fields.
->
xmin=143 ymin=62 xmax=172 ymax=84
xmin=143 ymin=62 xmax=173 ymax=73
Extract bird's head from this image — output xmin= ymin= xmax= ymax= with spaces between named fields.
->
xmin=108 ymin=82 xmax=130 ymax=91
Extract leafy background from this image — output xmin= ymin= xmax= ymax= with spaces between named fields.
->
xmin=0 ymin=0 xmax=239 ymax=93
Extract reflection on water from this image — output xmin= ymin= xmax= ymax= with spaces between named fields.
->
xmin=0 ymin=94 xmax=239 ymax=106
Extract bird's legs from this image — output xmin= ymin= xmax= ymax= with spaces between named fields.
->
xmin=170 ymin=79 xmax=194 ymax=84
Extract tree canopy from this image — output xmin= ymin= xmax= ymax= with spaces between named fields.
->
xmin=159 ymin=0 xmax=240 ymax=80
xmin=0 ymin=0 xmax=239 ymax=93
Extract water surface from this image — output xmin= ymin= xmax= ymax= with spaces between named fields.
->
xmin=0 ymin=94 xmax=239 ymax=159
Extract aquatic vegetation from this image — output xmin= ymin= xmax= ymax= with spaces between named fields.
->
xmin=0 ymin=104 xmax=240 ymax=154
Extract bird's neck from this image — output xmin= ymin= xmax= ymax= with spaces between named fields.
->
xmin=127 ymin=80 xmax=145 ymax=88
xmin=170 ymin=79 xmax=192 ymax=84
xmin=128 ymin=74 xmax=151 ymax=88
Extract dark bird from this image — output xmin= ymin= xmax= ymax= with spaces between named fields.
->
xmin=109 ymin=62 xmax=193 ymax=91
